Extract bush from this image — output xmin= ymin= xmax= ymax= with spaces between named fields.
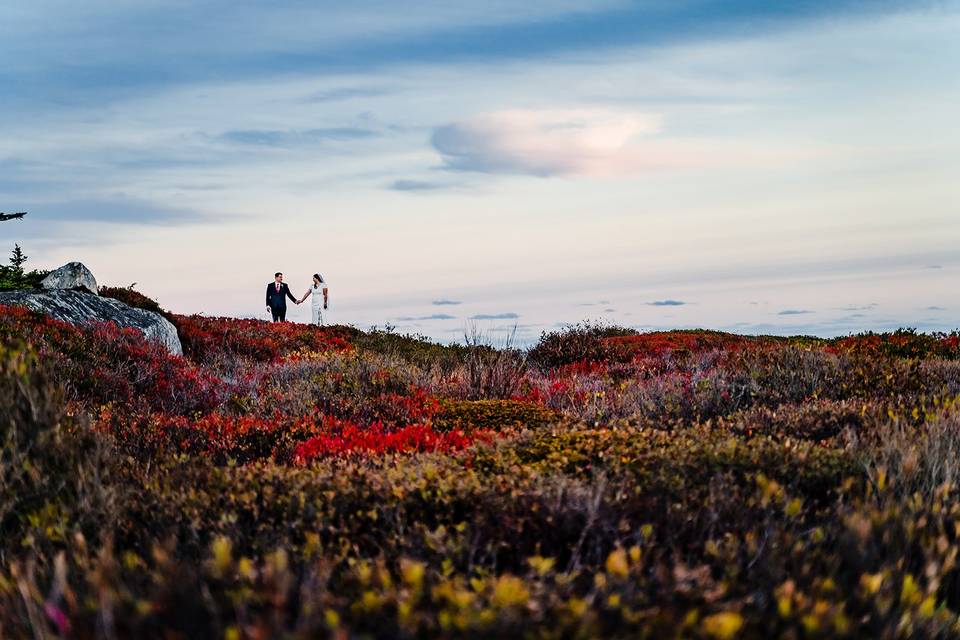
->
xmin=433 ymin=399 xmax=560 ymax=432
xmin=0 ymin=244 xmax=48 ymax=291
xmin=0 ymin=342 xmax=118 ymax=554
xmin=459 ymin=328 xmax=529 ymax=400
xmin=256 ymin=353 xmax=441 ymax=428
xmin=174 ymin=314 xmax=354 ymax=364
xmin=99 ymin=285 xmax=172 ymax=319
xmin=529 ymin=322 xmax=635 ymax=370
xmin=720 ymin=399 xmax=872 ymax=441
xmin=0 ymin=304 xmax=224 ymax=415
xmin=5 ymin=298 xmax=960 ymax=637
xmin=353 ymin=325 xmax=470 ymax=374
xmin=829 ymin=328 xmax=960 ymax=360
xmin=0 ymin=266 xmax=48 ymax=290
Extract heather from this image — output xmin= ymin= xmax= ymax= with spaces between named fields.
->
xmin=2 ymin=300 xmax=960 ymax=638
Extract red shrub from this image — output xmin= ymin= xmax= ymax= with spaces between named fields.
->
xmin=827 ymin=330 xmax=960 ymax=360
xmin=293 ymin=420 xmax=487 ymax=463
xmin=553 ymin=360 xmax=610 ymax=379
xmin=174 ymin=315 xmax=353 ymax=363
xmin=0 ymin=305 xmax=223 ymax=415
xmin=603 ymin=331 xmax=770 ymax=360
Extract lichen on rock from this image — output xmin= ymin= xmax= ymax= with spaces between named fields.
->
xmin=41 ymin=262 xmax=99 ymax=295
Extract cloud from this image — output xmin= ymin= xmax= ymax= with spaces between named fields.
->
xmin=218 ymin=127 xmax=377 ymax=146
xmin=646 ymin=300 xmax=686 ymax=306
xmin=837 ymin=303 xmax=878 ymax=311
xmin=577 ymin=300 xmax=612 ymax=307
xmin=388 ymin=179 xmax=447 ymax=192
xmin=927 ymin=306 xmax=947 ymax=311
xmin=431 ymin=108 xmax=666 ymax=177
xmin=927 ymin=265 xmax=943 ymax=269
xmin=777 ymin=309 xmax=814 ymax=316
xmin=470 ymin=312 xmax=520 ymax=320
xmin=0 ymin=0 xmax=919 ymax=113
xmin=395 ymin=313 xmax=457 ymax=321
xmin=432 ymin=299 xmax=462 ymax=306
xmin=303 ymin=86 xmax=391 ymax=103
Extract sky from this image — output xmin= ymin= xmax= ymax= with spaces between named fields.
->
xmin=2 ymin=0 xmax=958 ymax=344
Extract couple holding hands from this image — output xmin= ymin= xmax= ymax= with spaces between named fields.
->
xmin=266 ymin=271 xmax=329 ymax=324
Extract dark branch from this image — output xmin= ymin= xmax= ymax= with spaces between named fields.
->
xmin=0 ymin=212 xmax=28 ymax=222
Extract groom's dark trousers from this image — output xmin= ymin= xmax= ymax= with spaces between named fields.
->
xmin=266 ymin=282 xmax=297 ymax=322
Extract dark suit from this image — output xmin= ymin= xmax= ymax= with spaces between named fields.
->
xmin=266 ymin=282 xmax=297 ymax=322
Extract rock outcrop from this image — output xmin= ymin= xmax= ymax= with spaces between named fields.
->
xmin=41 ymin=262 xmax=99 ymax=295
xmin=0 ymin=289 xmax=183 ymax=356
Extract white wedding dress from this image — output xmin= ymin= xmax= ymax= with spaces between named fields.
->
xmin=308 ymin=282 xmax=328 ymax=325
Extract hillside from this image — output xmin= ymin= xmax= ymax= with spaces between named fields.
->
xmin=2 ymin=290 xmax=960 ymax=638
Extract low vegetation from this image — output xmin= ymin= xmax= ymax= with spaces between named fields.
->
xmin=1 ymin=291 xmax=960 ymax=638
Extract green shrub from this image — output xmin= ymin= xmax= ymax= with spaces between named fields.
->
xmin=0 ymin=244 xmax=48 ymax=290
xmin=433 ymin=399 xmax=560 ymax=432
xmin=354 ymin=325 xmax=470 ymax=373
xmin=0 ymin=267 xmax=47 ymax=290
xmin=529 ymin=322 xmax=635 ymax=370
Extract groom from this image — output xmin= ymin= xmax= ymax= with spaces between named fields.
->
xmin=265 ymin=272 xmax=298 ymax=322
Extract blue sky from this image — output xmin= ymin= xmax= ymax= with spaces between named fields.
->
xmin=2 ymin=0 xmax=958 ymax=343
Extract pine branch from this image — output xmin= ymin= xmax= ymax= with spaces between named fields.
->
xmin=0 ymin=212 xmax=28 ymax=222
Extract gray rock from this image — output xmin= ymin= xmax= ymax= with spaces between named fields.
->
xmin=41 ymin=262 xmax=99 ymax=295
xmin=0 ymin=289 xmax=183 ymax=355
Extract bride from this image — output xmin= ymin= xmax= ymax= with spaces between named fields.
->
xmin=297 ymin=273 xmax=329 ymax=325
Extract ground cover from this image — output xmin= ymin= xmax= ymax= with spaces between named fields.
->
xmin=2 ymin=298 xmax=960 ymax=638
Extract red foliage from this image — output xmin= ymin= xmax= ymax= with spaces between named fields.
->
xmin=368 ymin=387 xmax=441 ymax=425
xmin=174 ymin=315 xmax=353 ymax=363
xmin=602 ymin=331 xmax=763 ymax=360
xmin=552 ymin=360 xmax=610 ymax=379
xmin=0 ymin=304 xmax=223 ymax=415
xmin=98 ymin=404 xmax=474 ymax=464
xmin=827 ymin=331 xmax=960 ymax=359
xmin=293 ymin=420 xmax=487 ymax=463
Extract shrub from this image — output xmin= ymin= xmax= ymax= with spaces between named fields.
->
xmin=528 ymin=322 xmax=635 ymax=370
xmin=720 ymin=399 xmax=872 ymax=441
xmin=353 ymin=325 xmax=470 ymax=374
xmin=174 ymin=314 xmax=353 ymax=364
xmin=99 ymin=285 xmax=172 ymax=319
xmin=0 ymin=304 xmax=224 ymax=415
xmin=293 ymin=420 xmax=485 ymax=462
xmin=602 ymin=329 xmax=778 ymax=359
xmin=5 ymin=297 xmax=960 ymax=637
xmin=459 ymin=327 xmax=529 ymax=400
xmin=256 ymin=353 xmax=441 ymax=428
xmin=433 ymin=399 xmax=560 ymax=432
xmin=0 ymin=342 xmax=118 ymax=554
xmin=0 ymin=244 xmax=49 ymax=291
xmin=829 ymin=328 xmax=960 ymax=360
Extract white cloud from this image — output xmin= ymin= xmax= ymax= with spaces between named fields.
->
xmin=431 ymin=108 xmax=669 ymax=177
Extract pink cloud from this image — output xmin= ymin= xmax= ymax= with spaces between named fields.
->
xmin=431 ymin=108 xmax=671 ymax=177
